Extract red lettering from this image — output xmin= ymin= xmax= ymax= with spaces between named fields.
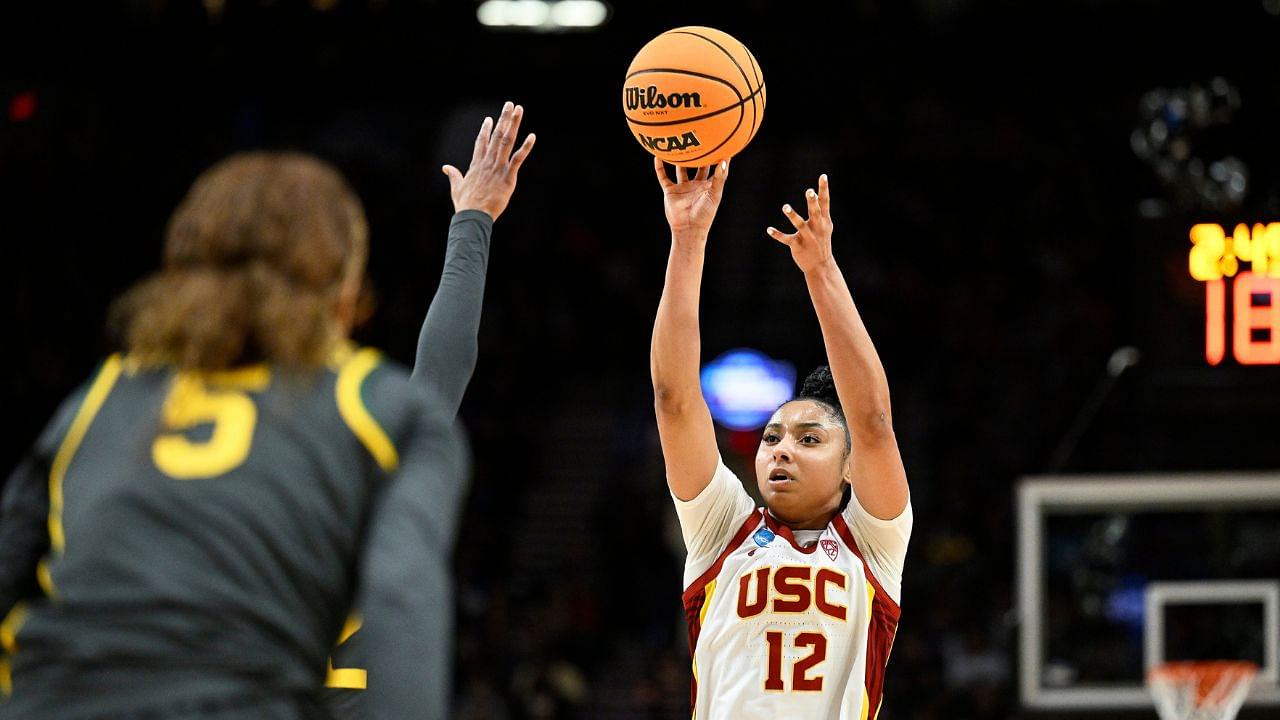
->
xmin=764 ymin=631 xmax=785 ymax=691
xmin=762 ymin=630 xmax=829 ymax=693
xmin=737 ymin=566 xmax=849 ymax=620
xmin=793 ymin=632 xmax=827 ymax=691
xmin=814 ymin=568 xmax=847 ymax=621
xmin=737 ymin=567 xmax=770 ymax=618
xmin=772 ymin=567 xmax=811 ymax=613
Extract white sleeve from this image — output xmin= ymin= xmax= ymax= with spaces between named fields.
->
xmin=842 ymin=491 xmax=912 ymax=605
xmin=670 ymin=456 xmax=756 ymax=588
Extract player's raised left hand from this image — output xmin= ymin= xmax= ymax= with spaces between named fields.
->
xmin=442 ymin=101 xmax=536 ymax=221
xmin=768 ymin=173 xmax=835 ymax=274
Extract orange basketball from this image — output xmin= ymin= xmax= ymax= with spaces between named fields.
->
xmin=622 ymin=26 xmax=766 ymax=168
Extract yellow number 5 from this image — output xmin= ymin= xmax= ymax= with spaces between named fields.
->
xmin=152 ymin=367 xmax=269 ymax=480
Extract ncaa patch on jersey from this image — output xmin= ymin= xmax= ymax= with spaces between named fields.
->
xmin=752 ymin=527 xmax=775 ymax=547
xmin=821 ymin=539 xmax=839 ymax=560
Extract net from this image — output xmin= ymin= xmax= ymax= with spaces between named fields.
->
xmin=1147 ymin=661 xmax=1258 ymax=720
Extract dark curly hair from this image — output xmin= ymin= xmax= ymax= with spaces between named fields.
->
xmin=796 ymin=366 xmax=849 ymax=451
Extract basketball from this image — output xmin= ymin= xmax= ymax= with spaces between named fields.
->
xmin=622 ymin=26 xmax=766 ymax=168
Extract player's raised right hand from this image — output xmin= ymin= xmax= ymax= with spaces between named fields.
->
xmin=654 ymin=157 xmax=728 ymax=238
xmin=442 ymin=101 xmax=536 ymax=221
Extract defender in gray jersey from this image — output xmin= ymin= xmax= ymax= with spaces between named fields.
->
xmin=0 ymin=102 xmax=535 ymax=720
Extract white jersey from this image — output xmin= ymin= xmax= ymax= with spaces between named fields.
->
xmin=673 ymin=457 xmax=912 ymax=720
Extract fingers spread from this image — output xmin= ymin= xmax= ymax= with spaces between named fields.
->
xmin=489 ymin=101 xmax=517 ymax=160
xmin=805 ymin=187 xmax=820 ymax=219
xmin=782 ymin=203 xmax=806 ymax=231
xmin=472 ymin=116 xmax=493 ymax=164
xmin=654 ymin=157 xmax=674 ymax=188
xmin=502 ymin=104 xmax=525 ymax=159
xmin=818 ymin=174 xmax=830 ymax=215
xmin=694 ymin=165 xmax=709 ymax=182
xmin=711 ymin=159 xmax=729 ymax=193
xmin=509 ymin=133 xmax=536 ymax=174
xmin=766 ymin=226 xmax=794 ymax=246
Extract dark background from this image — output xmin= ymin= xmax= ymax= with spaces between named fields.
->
xmin=3 ymin=0 xmax=1280 ymax=717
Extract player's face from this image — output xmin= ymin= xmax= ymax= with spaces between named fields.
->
xmin=755 ymin=400 xmax=849 ymax=530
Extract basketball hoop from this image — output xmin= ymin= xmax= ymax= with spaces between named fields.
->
xmin=1147 ymin=661 xmax=1258 ymax=720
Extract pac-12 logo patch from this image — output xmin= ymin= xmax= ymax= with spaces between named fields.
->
xmin=752 ymin=528 xmax=775 ymax=547
xmin=821 ymin=539 xmax=839 ymax=561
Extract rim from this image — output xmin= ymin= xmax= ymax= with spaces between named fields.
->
xmin=1148 ymin=660 xmax=1260 ymax=681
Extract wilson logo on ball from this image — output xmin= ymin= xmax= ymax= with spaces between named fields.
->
xmin=623 ymin=26 xmax=765 ymax=167
xmin=625 ymin=85 xmax=704 ymax=111
xmin=636 ymin=131 xmax=702 ymax=152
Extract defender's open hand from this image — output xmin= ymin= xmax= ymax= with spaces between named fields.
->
xmin=443 ymin=101 xmax=536 ymax=221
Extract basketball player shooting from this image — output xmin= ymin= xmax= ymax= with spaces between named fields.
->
xmin=650 ymin=158 xmax=912 ymax=720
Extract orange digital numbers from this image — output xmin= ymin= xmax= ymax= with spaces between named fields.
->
xmin=1190 ymin=224 xmax=1280 ymax=365
xmin=1231 ymin=272 xmax=1280 ymax=365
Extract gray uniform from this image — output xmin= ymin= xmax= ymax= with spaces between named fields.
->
xmin=0 ymin=210 xmax=494 ymax=720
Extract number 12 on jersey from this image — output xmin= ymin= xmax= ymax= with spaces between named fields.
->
xmin=764 ymin=630 xmax=827 ymax=692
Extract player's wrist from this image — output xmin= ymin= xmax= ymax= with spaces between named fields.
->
xmin=801 ymin=256 xmax=839 ymax=279
xmin=670 ymin=227 xmax=710 ymax=245
xmin=452 ymin=207 xmax=495 ymax=223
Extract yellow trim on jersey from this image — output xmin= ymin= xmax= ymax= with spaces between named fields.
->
xmin=865 ymin=581 xmax=875 ymax=632
xmin=699 ymin=579 xmax=717 ymax=627
xmin=0 ymin=601 xmax=28 ymax=698
xmin=1 ymin=602 xmax=27 ymax=655
xmin=691 ymin=655 xmax=698 ymax=720
xmin=35 ymin=560 xmax=54 ymax=598
xmin=326 ymin=613 xmax=367 ymax=689
xmin=335 ymin=348 xmax=399 ymax=472
xmin=690 ymin=578 xmax=717 ymax=720
xmin=48 ymin=355 xmax=124 ymax=555
xmin=862 ymin=580 xmax=876 ymax=719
